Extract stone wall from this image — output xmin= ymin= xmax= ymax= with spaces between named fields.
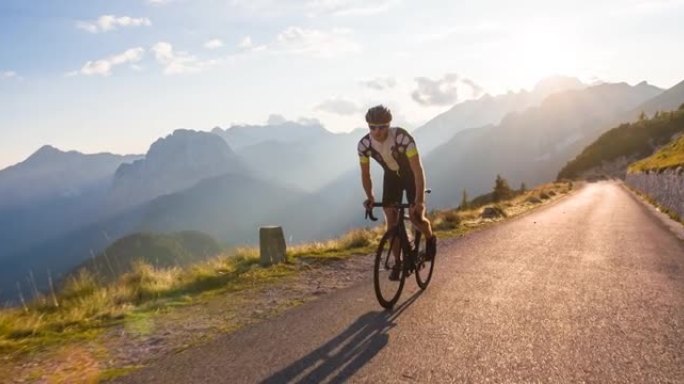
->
xmin=626 ymin=167 xmax=684 ymax=219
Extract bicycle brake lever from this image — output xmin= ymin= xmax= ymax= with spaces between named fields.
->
xmin=365 ymin=209 xmax=378 ymax=221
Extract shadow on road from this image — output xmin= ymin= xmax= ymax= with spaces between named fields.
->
xmin=260 ymin=291 xmax=423 ymax=384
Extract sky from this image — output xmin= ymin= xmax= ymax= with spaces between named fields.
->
xmin=1 ymin=0 xmax=684 ymax=169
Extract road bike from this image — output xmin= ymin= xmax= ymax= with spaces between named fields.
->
xmin=365 ymin=191 xmax=435 ymax=309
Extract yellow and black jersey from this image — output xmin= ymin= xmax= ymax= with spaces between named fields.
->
xmin=357 ymin=127 xmax=418 ymax=173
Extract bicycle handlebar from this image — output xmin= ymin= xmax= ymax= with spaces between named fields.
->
xmin=364 ymin=189 xmax=431 ymax=221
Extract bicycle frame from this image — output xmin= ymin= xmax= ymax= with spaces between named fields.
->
xmin=368 ymin=203 xmax=421 ymax=275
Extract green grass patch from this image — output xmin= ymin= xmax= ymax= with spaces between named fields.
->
xmin=629 ymin=134 xmax=684 ymax=173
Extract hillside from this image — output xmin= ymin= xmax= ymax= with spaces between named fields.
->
xmin=629 ymin=133 xmax=684 ymax=173
xmin=557 ymin=106 xmax=684 ymax=180
xmin=75 ymin=231 xmax=223 ymax=282
xmin=626 ymin=80 xmax=684 ymax=119
xmin=413 ymin=76 xmax=587 ymax=154
xmin=423 ymin=81 xmax=662 ymax=208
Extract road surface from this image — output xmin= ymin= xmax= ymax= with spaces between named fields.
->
xmin=115 ymin=182 xmax=684 ymax=383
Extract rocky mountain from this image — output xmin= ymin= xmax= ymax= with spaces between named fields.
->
xmin=423 ymin=81 xmax=664 ymax=208
xmin=0 ymin=147 xmax=141 ymax=264
xmin=212 ymin=119 xmax=331 ymax=150
xmin=0 ymin=145 xmax=140 ymax=209
xmin=0 ymin=171 xmax=331 ymax=303
xmin=108 ymin=129 xmax=246 ymax=210
xmin=413 ymin=76 xmax=586 ymax=154
xmin=627 ymin=79 xmax=684 ymax=119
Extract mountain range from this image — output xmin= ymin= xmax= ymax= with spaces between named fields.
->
xmin=2 ymin=76 xmax=684 ymax=303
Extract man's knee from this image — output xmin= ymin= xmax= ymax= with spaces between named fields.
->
xmin=383 ymin=208 xmax=399 ymax=226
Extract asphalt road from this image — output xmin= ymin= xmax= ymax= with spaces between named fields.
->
xmin=115 ymin=181 xmax=684 ymax=383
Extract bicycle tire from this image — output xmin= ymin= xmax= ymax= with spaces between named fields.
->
xmin=373 ymin=228 xmax=405 ymax=309
xmin=414 ymin=231 xmax=435 ymax=289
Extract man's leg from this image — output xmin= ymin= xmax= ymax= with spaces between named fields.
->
xmin=404 ymin=175 xmax=437 ymax=260
xmin=383 ymin=207 xmax=400 ymax=261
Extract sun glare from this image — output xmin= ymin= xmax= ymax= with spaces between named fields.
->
xmin=503 ymin=24 xmax=582 ymax=89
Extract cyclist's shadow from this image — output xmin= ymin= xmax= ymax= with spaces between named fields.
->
xmin=260 ymin=291 xmax=422 ymax=384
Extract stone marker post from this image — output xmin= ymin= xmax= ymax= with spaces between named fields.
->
xmin=259 ymin=226 xmax=287 ymax=266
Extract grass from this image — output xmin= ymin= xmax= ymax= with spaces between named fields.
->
xmin=0 ymin=181 xmax=573 ymax=359
xmin=629 ymin=134 xmax=684 ymax=173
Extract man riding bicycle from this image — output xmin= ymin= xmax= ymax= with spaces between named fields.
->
xmin=358 ymin=105 xmax=437 ymax=280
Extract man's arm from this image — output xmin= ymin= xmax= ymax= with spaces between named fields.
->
xmin=408 ymin=155 xmax=426 ymax=204
xmin=360 ymin=162 xmax=374 ymax=202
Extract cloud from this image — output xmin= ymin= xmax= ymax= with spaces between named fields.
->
xmin=315 ymin=97 xmax=361 ymax=115
xmin=411 ymin=73 xmax=485 ymax=106
xmin=1 ymin=71 xmax=18 ymax=80
xmin=627 ymin=0 xmax=684 ymax=13
xmin=147 ymin=0 xmax=173 ymax=5
xmin=77 ymin=15 xmax=151 ymax=33
xmin=411 ymin=74 xmax=459 ymax=106
xmin=78 ymin=47 xmax=145 ymax=76
xmin=461 ymin=78 xmax=485 ymax=99
xmin=204 ymin=39 xmax=224 ymax=49
xmin=152 ymin=42 xmax=216 ymax=75
xmin=238 ymin=36 xmax=253 ymax=49
xmin=275 ymin=26 xmax=360 ymax=58
xmin=359 ymin=77 xmax=396 ymax=90
xmin=307 ymin=0 xmax=398 ymax=16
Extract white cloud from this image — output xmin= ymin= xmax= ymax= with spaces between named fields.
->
xmin=359 ymin=77 xmax=396 ymax=90
xmin=629 ymin=0 xmax=684 ymax=13
xmin=77 ymin=15 xmax=151 ymax=33
xmin=315 ymin=97 xmax=361 ymax=115
xmin=411 ymin=73 xmax=484 ymax=106
xmin=152 ymin=42 xmax=216 ymax=75
xmin=238 ymin=36 xmax=253 ymax=49
xmin=307 ymin=0 xmax=398 ymax=16
xmin=147 ymin=0 xmax=173 ymax=5
xmin=204 ymin=39 xmax=224 ymax=49
xmin=78 ymin=47 xmax=145 ymax=76
xmin=1 ymin=71 xmax=18 ymax=80
xmin=275 ymin=26 xmax=360 ymax=58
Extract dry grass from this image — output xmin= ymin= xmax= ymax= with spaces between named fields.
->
xmin=0 ymin=182 xmax=573 ymax=356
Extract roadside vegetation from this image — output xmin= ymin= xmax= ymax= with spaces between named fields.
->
xmin=628 ymin=133 xmax=684 ymax=173
xmin=0 ymin=177 xmax=572 ymax=359
xmin=557 ymin=105 xmax=684 ymax=179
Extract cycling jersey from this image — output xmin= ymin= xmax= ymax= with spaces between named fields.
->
xmin=357 ymin=127 xmax=418 ymax=173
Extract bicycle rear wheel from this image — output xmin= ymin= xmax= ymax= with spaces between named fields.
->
xmin=414 ymin=231 xmax=435 ymax=289
xmin=374 ymin=228 xmax=405 ymax=309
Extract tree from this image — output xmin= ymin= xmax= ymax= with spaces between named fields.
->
xmin=520 ymin=182 xmax=527 ymax=193
xmin=493 ymin=174 xmax=513 ymax=202
xmin=638 ymin=111 xmax=647 ymax=121
xmin=459 ymin=189 xmax=469 ymax=210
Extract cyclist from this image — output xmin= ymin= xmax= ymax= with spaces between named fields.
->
xmin=358 ymin=105 xmax=437 ymax=280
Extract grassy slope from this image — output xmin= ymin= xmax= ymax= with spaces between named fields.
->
xmin=0 ymin=182 xmax=572 ymax=361
xmin=628 ymin=134 xmax=684 ymax=172
xmin=557 ymin=108 xmax=684 ymax=180
xmin=76 ymin=231 xmax=223 ymax=283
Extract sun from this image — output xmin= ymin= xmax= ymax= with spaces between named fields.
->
xmin=503 ymin=23 xmax=582 ymax=88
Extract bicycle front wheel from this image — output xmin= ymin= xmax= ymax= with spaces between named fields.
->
xmin=414 ymin=231 xmax=435 ymax=289
xmin=374 ymin=228 xmax=405 ymax=309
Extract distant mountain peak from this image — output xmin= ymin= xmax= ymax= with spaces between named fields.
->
xmin=25 ymin=145 xmax=67 ymax=164
xmin=532 ymin=75 xmax=585 ymax=96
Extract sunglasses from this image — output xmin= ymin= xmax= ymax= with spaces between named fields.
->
xmin=369 ymin=124 xmax=389 ymax=131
